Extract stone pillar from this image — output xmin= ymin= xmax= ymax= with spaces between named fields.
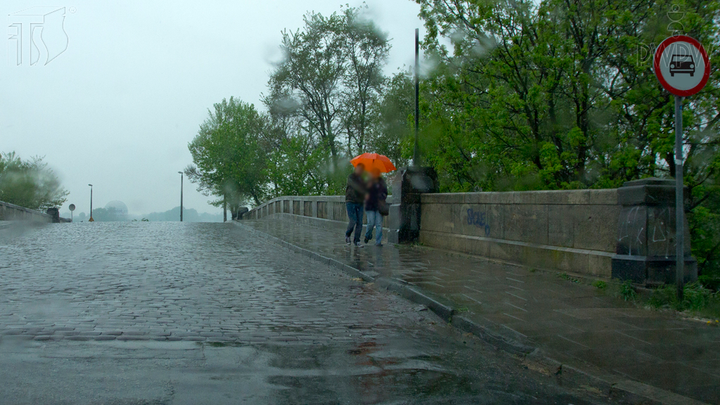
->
xmin=46 ymin=207 xmax=60 ymax=223
xmin=611 ymin=178 xmax=697 ymax=285
xmin=387 ymin=166 xmax=439 ymax=243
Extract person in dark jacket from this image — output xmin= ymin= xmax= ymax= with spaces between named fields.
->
xmin=345 ymin=163 xmax=367 ymax=247
xmin=364 ymin=168 xmax=387 ymax=246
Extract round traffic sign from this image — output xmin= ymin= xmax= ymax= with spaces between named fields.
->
xmin=654 ymin=35 xmax=710 ymax=97
xmin=68 ymin=204 xmax=76 ymax=211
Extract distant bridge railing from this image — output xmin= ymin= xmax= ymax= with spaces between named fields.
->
xmin=0 ymin=201 xmax=52 ymax=222
xmin=243 ymin=195 xmax=393 ymax=230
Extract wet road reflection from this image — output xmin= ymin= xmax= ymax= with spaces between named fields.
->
xmin=0 ymin=222 xmax=602 ymax=404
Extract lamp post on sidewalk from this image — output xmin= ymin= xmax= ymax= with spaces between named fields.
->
xmin=387 ymin=28 xmax=439 ymax=244
xmin=178 ymin=171 xmax=184 ymax=222
xmin=88 ymin=184 xmax=94 ymax=222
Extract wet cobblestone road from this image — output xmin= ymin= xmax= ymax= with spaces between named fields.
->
xmin=0 ymin=222 xmax=602 ymax=404
xmin=0 ymin=222 xmax=433 ymax=343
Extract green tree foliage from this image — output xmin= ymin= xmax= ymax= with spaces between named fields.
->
xmin=414 ymin=0 xmax=720 ymax=279
xmin=263 ymin=5 xmax=392 ymax=195
xmin=370 ymin=71 xmax=415 ymax=167
xmin=0 ymin=152 xmax=68 ymax=210
xmin=187 ymin=1 xmax=720 ymax=284
xmin=186 ymin=98 xmax=268 ymax=207
xmin=415 ymin=0 xmax=719 ymax=188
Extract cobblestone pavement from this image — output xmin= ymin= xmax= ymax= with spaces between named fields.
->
xmin=0 ymin=222 xmax=439 ymax=343
xmin=0 ymin=221 xmax=602 ymax=404
xmin=242 ymin=217 xmax=720 ymax=404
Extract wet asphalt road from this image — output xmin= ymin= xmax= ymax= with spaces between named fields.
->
xmin=0 ymin=222 xmax=604 ymax=404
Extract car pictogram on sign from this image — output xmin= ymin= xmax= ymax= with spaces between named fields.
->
xmin=670 ymin=54 xmax=695 ymax=77
xmin=654 ymin=35 xmax=710 ymax=97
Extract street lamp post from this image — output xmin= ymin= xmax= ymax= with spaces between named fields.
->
xmin=178 ymin=171 xmax=184 ymax=222
xmin=88 ymin=184 xmax=94 ymax=222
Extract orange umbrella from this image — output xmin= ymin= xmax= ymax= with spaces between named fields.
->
xmin=351 ymin=153 xmax=397 ymax=173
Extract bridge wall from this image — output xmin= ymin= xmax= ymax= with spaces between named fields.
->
xmin=418 ymin=190 xmax=620 ymax=278
xmin=245 ymin=195 xmax=394 ymax=230
xmin=0 ymin=201 xmax=52 ymax=222
xmin=244 ymin=190 xmax=620 ymax=278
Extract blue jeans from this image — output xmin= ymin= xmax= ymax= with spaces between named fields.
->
xmin=365 ymin=210 xmax=383 ymax=245
xmin=345 ymin=202 xmax=364 ymax=243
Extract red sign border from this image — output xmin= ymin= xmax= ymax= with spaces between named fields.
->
xmin=654 ymin=35 xmax=710 ymax=97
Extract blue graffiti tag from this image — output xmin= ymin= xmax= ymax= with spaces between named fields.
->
xmin=466 ymin=208 xmax=491 ymax=236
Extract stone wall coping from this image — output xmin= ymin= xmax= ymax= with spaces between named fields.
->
xmin=252 ymin=195 xmax=344 ymax=209
xmin=247 ymin=195 xmax=345 ymax=217
xmin=0 ymin=200 xmax=51 ymax=217
xmin=248 ymin=189 xmax=620 ymax=216
xmin=251 ymin=189 xmax=619 ymax=211
xmin=420 ymin=189 xmax=618 ymax=205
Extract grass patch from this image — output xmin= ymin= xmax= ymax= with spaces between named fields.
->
xmin=592 ymin=280 xmax=607 ymax=290
xmin=647 ymin=282 xmax=720 ymax=319
xmin=619 ymin=280 xmax=637 ymax=301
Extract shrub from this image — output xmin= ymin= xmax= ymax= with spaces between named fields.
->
xmin=648 ymin=282 xmax=720 ymax=317
xmin=619 ymin=280 xmax=637 ymax=301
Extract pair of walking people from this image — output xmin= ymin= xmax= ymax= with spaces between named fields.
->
xmin=345 ymin=163 xmax=388 ymax=247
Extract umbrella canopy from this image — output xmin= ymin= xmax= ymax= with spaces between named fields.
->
xmin=351 ymin=153 xmax=397 ymax=173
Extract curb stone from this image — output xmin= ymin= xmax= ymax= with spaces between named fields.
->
xmin=235 ymin=221 xmax=709 ymax=405
xmin=374 ymin=278 xmax=455 ymax=322
xmin=242 ymin=224 xmax=375 ymax=282
xmin=451 ymin=315 xmax=534 ymax=356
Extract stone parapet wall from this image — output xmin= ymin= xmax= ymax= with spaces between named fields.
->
xmin=0 ymin=201 xmax=52 ymax=222
xmin=243 ymin=180 xmax=693 ymax=282
xmin=418 ymin=190 xmax=620 ymax=278
xmin=246 ymin=196 xmax=347 ymax=222
xmin=245 ymin=195 xmax=394 ymax=228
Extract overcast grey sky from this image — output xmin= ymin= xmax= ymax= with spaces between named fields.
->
xmin=1 ymin=0 xmax=424 ymax=216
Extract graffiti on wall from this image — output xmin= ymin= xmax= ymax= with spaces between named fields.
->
xmin=466 ymin=208 xmax=491 ymax=236
xmin=618 ymin=206 xmax=644 ymax=256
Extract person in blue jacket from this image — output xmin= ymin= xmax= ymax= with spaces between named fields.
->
xmin=364 ymin=168 xmax=387 ymax=246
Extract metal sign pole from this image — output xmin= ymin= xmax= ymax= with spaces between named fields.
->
xmin=654 ymin=35 xmax=708 ymax=293
xmin=675 ymin=95 xmax=684 ymax=300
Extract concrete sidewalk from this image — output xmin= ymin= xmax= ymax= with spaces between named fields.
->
xmin=239 ymin=217 xmax=720 ymax=404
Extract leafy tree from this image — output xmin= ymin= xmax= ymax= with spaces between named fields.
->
xmin=369 ymin=71 xmax=415 ymax=167
xmin=339 ymin=6 xmax=391 ymax=154
xmin=413 ymin=0 xmax=720 ymax=280
xmin=186 ymin=98 xmax=268 ymax=206
xmin=0 ymin=152 xmax=68 ymax=210
xmin=267 ymin=11 xmax=347 ymax=161
xmin=263 ymin=6 xmax=391 ymax=196
xmin=414 ymin=0 xmax=719 ymax=189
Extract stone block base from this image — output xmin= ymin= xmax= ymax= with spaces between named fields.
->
xmin=611 ymin=255 xmax=697 ymax=286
